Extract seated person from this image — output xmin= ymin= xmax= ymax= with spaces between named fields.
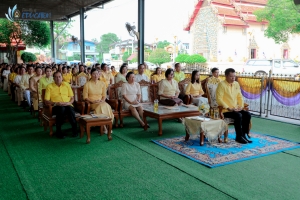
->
xmin=185 ymin=70 xmax=208 ymax=106
xmin=77 ymin=64 xmax=89 ymax=86
xmin=121 ymin=72 xmax=148 ymax=128
xmin=135 ymin=64 xmax=149 ymax=82
xmin=216 ymin=68 xmax=251 ymax=144
xmin=111 ymin=65 xmax=118 ymax=77
xmin=207 ymin=67 xmax=221 ymax=107
xmin=62 ymin=66 xmax=72 ymax=84
xmin=14 ymin=67 xmax=25 ymax=106
xmin=151 ymin=67 xmax=164 ymax=83
xmin=174 ymin=63 xmax=185 ymax=83
xmin=29 ymin=67 xmax=43 ymax=111
xmin=115 ymin=64 xmax=127 ymax=83
xmin=83 ymin=68 xmax=114 ymax=133
xmin=44 ymin=71 xmax=78 ymax=139
xmin=20 ymin=65 xmax=35 ymax=110
xmin=100 ymin=63 xmax=114 ymax=87
xmin=158 ymin=68 xmax=182 ymax=106
xmin=38 ymin=67 xmax=53 ymax=97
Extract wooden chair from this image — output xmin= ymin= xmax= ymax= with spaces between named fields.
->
xmin=105 ymin=83 xmax=120 ymax=127
xmin=178 ymin=78 xmax=192 ymax=104
xmin=111 ymin=80 xmax=154 ymax=127
xmin=41 ymin=89 xmax=85 ymax=136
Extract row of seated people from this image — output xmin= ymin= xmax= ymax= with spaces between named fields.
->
xmin=1 ymin=62 xmax=251 ymax=144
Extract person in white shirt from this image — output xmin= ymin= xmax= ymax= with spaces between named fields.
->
xmin=14 ymin=67 xmax=26 ymax=106
xmin=134 ymin=64 xmax=149 ymax=82
xmin=2 ymin=65 xmax=11 ymax=92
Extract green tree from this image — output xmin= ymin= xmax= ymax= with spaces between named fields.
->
xmin=21 ymin=52 xmax=37 ymax=63
xmin=148 ymin=48 xmax=171 ymax=65
xmin=184 ymin=54 xmax=206 ymax=64
xmin=0 ymin=19 xmax=50 ymax=63
xmin=53 ymin=21 xmax=73 ymax=60
xmin=122 ymin=50 xmax=132 ymax=62
xmin=254 ymin=0 xmax=300 ymax=43
xmin=157 ymin=40 xmax=171 ymax=49
xmin=175 ymin=54 xmax=190 ymax=63
xmin=96 ymin=33 xmax=120 ymax=63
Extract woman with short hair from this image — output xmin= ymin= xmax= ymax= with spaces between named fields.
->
xmin=158 ymin=68 xmax=182 ymax=106
xmin=115 ymin=64 xmax=128 ymax=83
xmin=121 ymin=72 xmax=148 ymax=128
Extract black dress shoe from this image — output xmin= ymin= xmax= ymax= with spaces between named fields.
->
xmin=243 ymin=136 xmax=252 ymax=143
xmin=235 ymin=136 xmax=248 ymax=144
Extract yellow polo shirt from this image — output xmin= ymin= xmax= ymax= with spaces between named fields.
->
xmin=216 ymin=80 xmax=244 ymax=113
xmin=174 ymin=71 xmax=185 ymax=83
xmin=45 ymin=82 xmax=74 ymax=103
xmin=38 ymin=76 xmax=53 ymax=95
xmin=62 ymin=73 xmax=72 ymax=84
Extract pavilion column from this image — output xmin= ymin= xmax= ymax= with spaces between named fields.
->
xmin=80 ymin=8 xmax=85 ymax=63
xmin=138 ymin=0 xmax=145 ymax=64
xmin=50 ymin=21 xmax=55 ymax=62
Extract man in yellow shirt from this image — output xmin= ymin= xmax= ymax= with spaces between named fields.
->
xmin=173 ymin=63 xmax=185 ymax=83
xmin=9 ymin=66 xmax=18 ymax=101
xmin=216 ymin=68 xmax=251 ymax=144
xmin=44 ymin=71 xmax=77 ymax=139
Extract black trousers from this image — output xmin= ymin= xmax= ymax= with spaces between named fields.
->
xmin=223 ymin=110 xmax=251 ymax=137
xmin=52 ymin=106 xmax=77 ymax=135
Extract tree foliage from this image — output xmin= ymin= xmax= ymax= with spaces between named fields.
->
xmin=122 ymin=50 xmax=132 ymax=62
xmin=157 ymin=40 xmax=171 ymax=49
xmin=175 ymin=54 xmax=189 ymax=63
xmin=0 ymin=19 xmax=50 ymax=63
xmin=96 ymin=33 xmax=120 ymax=62
xmin=148 ymin=48 xmax=171 ymax=65
xmin=254 ymin=0 xmax=300 ymax=43
xmin=184 ymin=54 xmax=206 ymax=64
xmin=21 ymin=52 xmax=37 ymax=63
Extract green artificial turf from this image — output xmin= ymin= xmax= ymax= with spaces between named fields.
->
xmin=1 ymin=89 xmax=300 ymax=200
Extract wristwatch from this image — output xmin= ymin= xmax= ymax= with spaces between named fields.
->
xmin=53 ymin=103 xmax=57 ymax=106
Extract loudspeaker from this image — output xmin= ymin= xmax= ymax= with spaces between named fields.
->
xmin=294 ymin=0 xmax=300 ymax=5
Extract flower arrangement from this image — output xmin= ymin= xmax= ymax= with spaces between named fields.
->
xmin=198 ymin=103 xmax=210 ymax=114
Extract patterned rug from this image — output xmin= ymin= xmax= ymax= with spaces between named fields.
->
xmin=152 ymin=129 xmax=300 ymax=168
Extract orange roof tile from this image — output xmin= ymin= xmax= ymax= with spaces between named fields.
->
xmin=240 ymin=5 xmax=263 ymax=13
xmin=216 ymin=7 xmax=239 ymax=17
xmin=239 ymin=0 xmax=267 ymax=5
xmin=212 ymin=0 xmax=232 ymax=6
xmin=223 ymin=18 xmax=248 ymax=26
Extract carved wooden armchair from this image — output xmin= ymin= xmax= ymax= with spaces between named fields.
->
xmin=112 ymin=80 xmax=154 ymax=127
xmin=178 ymin=78 xmax=192 ymax=104
xmin=41 ymin=89 xmax=84 ymax=136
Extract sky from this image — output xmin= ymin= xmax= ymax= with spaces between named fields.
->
xmin=69 ymin=0 xmax=195 ymax=44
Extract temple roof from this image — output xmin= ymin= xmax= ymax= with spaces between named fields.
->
xmin=184 ymin=0 xmax=267 ymax=31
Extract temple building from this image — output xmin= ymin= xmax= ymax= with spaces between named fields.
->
xmin=184 ymin=0 xmax=300 ymax=62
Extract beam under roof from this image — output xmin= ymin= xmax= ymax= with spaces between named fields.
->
xmin=0 ymin=0 xmax=114 ymax=21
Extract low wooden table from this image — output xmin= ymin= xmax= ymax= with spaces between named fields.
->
xmin=143 ymin=105 xmax=200 ymax=136
xmin=78 ymin=116 xmax=112 ymax=144
xmin=184 ymin=117 xmax=228 ymax=146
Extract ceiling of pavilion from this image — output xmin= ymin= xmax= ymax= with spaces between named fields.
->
xmin=0 ymin=0 xmax=114 ymax=21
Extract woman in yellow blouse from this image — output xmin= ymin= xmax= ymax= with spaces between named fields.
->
xmin=185 ymin=70 xmax=208 ymax=106
xmin=83 ymin=68 xmax=114 ymax=132
xmin=151 ymin=67 xmax=164 ymax=83
xmin=111 ymin=66 xmax=118 ymax=77
xmin=158 ymin=68 xmax=182 ymax=106
xmin=62 ymin=66 xmax=72 ymax=84
xmin=100 ymin=63 xmax=114 ymax=87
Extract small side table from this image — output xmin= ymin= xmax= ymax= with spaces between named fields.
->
xmin=78 ymin=116 xmax=112 ymax=144
xmin=184 ymin=117 xmax=228 ymax=146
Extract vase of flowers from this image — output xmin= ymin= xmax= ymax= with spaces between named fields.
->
xmin=198 ymin=103 xmax=210 ymax=116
